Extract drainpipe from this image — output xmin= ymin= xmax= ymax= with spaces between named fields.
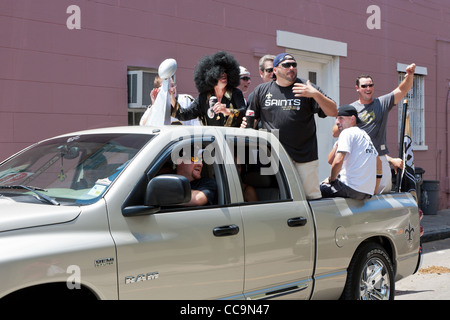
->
xmin=445 ymin=84 xmax=450 ymax=208
xmin=436 ymin=38 xmax=450 ymax=208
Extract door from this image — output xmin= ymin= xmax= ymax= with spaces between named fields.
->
xmin=115 ymin=204 xmax=244 ymax=299
xmin=107 ymin=135 xmax=245 ymax=299
xmin=225 ymin=135 xmax=315 ymax=299
xmin=294 ymin=55 xmax=338 ymax=181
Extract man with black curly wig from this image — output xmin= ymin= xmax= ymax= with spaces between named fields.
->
xmin=171 ymin=51 xmax=246 ymax=127
xmin=242 ymin=53 xmax=338 ymax=200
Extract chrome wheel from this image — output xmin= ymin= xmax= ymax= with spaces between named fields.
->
xmin=341 ymin=243 xmax=395 ymax=300
xmin=359 ymin=257 xmax=391 ymax=300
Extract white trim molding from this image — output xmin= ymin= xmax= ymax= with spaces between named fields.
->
xmin=397 ymin=63 xmax=428 ymax=75
xmin=277 ymin=30 xmax=347 ymax=57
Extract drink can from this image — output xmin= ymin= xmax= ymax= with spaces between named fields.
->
xmin=208 ymin=96 xmax=218 ymax=119
xmin=209 ymin=96 xmax=218 ymax=107
xmin=245 ymin=109 xmax=255 ymax=128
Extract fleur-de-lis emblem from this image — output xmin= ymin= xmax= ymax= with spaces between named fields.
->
xmin=58 ymin=170 xmax=67 ymax=182
xmin=405 ymin=223 xmax=415 ymax=242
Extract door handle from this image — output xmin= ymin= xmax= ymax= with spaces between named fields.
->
xmin=287 ymin=217 xmax=307 ymax=227
xmin=213 ymin=225 xmax=240 ymax=237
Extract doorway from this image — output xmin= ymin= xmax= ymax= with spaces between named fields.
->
xmin=287 ymin=50 xmax=339 ymax=181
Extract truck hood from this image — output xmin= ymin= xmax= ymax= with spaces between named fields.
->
xmin=0 ymin=197 xmax=81 ymax=233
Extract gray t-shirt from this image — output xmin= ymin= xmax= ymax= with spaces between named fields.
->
xmin=351 ymin=92 xmax=395 ymax=156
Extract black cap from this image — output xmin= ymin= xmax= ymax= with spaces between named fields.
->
xmin=338 ymin=105 xmax=362 ymax=123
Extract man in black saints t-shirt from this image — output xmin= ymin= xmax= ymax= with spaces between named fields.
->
xmin=242 ymin=53 xmax=337 ymax=199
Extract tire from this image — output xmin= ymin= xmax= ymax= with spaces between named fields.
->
xmin=341 ymin=243 xmax=395 ymax=300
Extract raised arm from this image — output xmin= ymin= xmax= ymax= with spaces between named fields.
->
xmin=393 ymin=63 xmax=416 ymax=105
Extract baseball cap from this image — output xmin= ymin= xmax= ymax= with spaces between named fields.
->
xmin=338 ymin=105 xmax=362 ymax=123
xmin=273 ymin=53 xmax=296 ymax=67
xmin=239 ymin=66 xmax=250 ymax=76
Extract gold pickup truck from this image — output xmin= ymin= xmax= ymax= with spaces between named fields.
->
xmin=0 ymin=126 xmax=421 ymax=300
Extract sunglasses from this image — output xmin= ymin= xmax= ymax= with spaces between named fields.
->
xmin=264 ymin=68 xmax=273 ymax=73
xmin=240 ymin=76 xmax=251 ymax=81
xmin=190 ymin=156 xmax=200 ymax=163
xmin=360 ymin=84 xmax=374 ymax=88
xmin=280 ymin=62 xmax=297 ymax=69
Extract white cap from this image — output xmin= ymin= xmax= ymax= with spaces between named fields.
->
xmin=239 ymin=66 xmax=250 ymax=76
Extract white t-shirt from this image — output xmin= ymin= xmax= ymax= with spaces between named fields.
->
xmin=337 ymin=126 xmax=378 ymax=195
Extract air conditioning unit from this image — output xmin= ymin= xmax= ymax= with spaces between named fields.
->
xmin=127 ymin=70 xmax=156 ymax=109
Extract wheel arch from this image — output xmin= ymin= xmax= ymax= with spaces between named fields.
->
xmin=1 ymin=282 xmax=99 ymax=300
xmin=356 ymin=236 xmax=397 ymax=274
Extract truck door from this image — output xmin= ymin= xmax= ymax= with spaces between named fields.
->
xmin=106 ymin=135 xmax=245 ymax=299
xmin=225 ymin=134 xmax=315 ymax=299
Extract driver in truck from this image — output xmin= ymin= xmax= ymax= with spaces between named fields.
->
xmin=175 ymin=149 xmax=217 ymax=206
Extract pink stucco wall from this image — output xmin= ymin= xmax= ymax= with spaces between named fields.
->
xmin=1 ymin=0 xmax=449 ymax=208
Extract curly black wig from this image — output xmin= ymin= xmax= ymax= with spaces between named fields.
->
xmin=193 ymin=51 xmax=241 ymax=93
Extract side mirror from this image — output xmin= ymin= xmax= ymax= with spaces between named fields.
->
xmin=122 ymin=174 xmax=191 ymax=217
xmin=145 ymin=174 xmax=191 ymax=206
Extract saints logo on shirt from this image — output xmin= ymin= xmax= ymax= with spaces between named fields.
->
xmin=359 ymin=110 xmax=375 ymax=124
xmin=265 ymin=96 xmax=302 ymax=110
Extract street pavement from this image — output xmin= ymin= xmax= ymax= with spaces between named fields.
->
xmin=421 ymin=208 xmax=450 ymax=243
xmin=396 ymin=231 xmax=450 ymax=300
xmin=393 ymin=208 xmax=450 ymax=300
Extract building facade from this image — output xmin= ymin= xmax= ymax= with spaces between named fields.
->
xmin=1 ymin=0 xmax=449 ymax=209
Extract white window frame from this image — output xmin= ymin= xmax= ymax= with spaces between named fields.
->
xmin=397 ymin=63 xmax=428 ymax=151
xmin=127 ymin=70 xmax=157 ymax=109
xmin=127 ymin=68 xmax=157 ymax=126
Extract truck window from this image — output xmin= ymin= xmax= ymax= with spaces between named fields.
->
xmin=0 ymin=133 xmax=153 ymax=205
xmin=168 ymin=139 xmax=227 ymax=206
xmin=226 ymin=136 xmax=291 ymax=203
xmin=124 ymin=137 xmax=229 ymax=210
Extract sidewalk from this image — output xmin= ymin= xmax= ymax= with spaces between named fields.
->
xmin=421 ymin=208 xmax=450 ymax=243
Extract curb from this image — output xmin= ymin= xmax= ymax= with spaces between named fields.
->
xmin=421 ymin=229 xmax=450 ymax=243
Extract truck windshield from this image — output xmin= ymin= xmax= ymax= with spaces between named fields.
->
xmin=0 ymin=133 xmax=153 ymax=205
